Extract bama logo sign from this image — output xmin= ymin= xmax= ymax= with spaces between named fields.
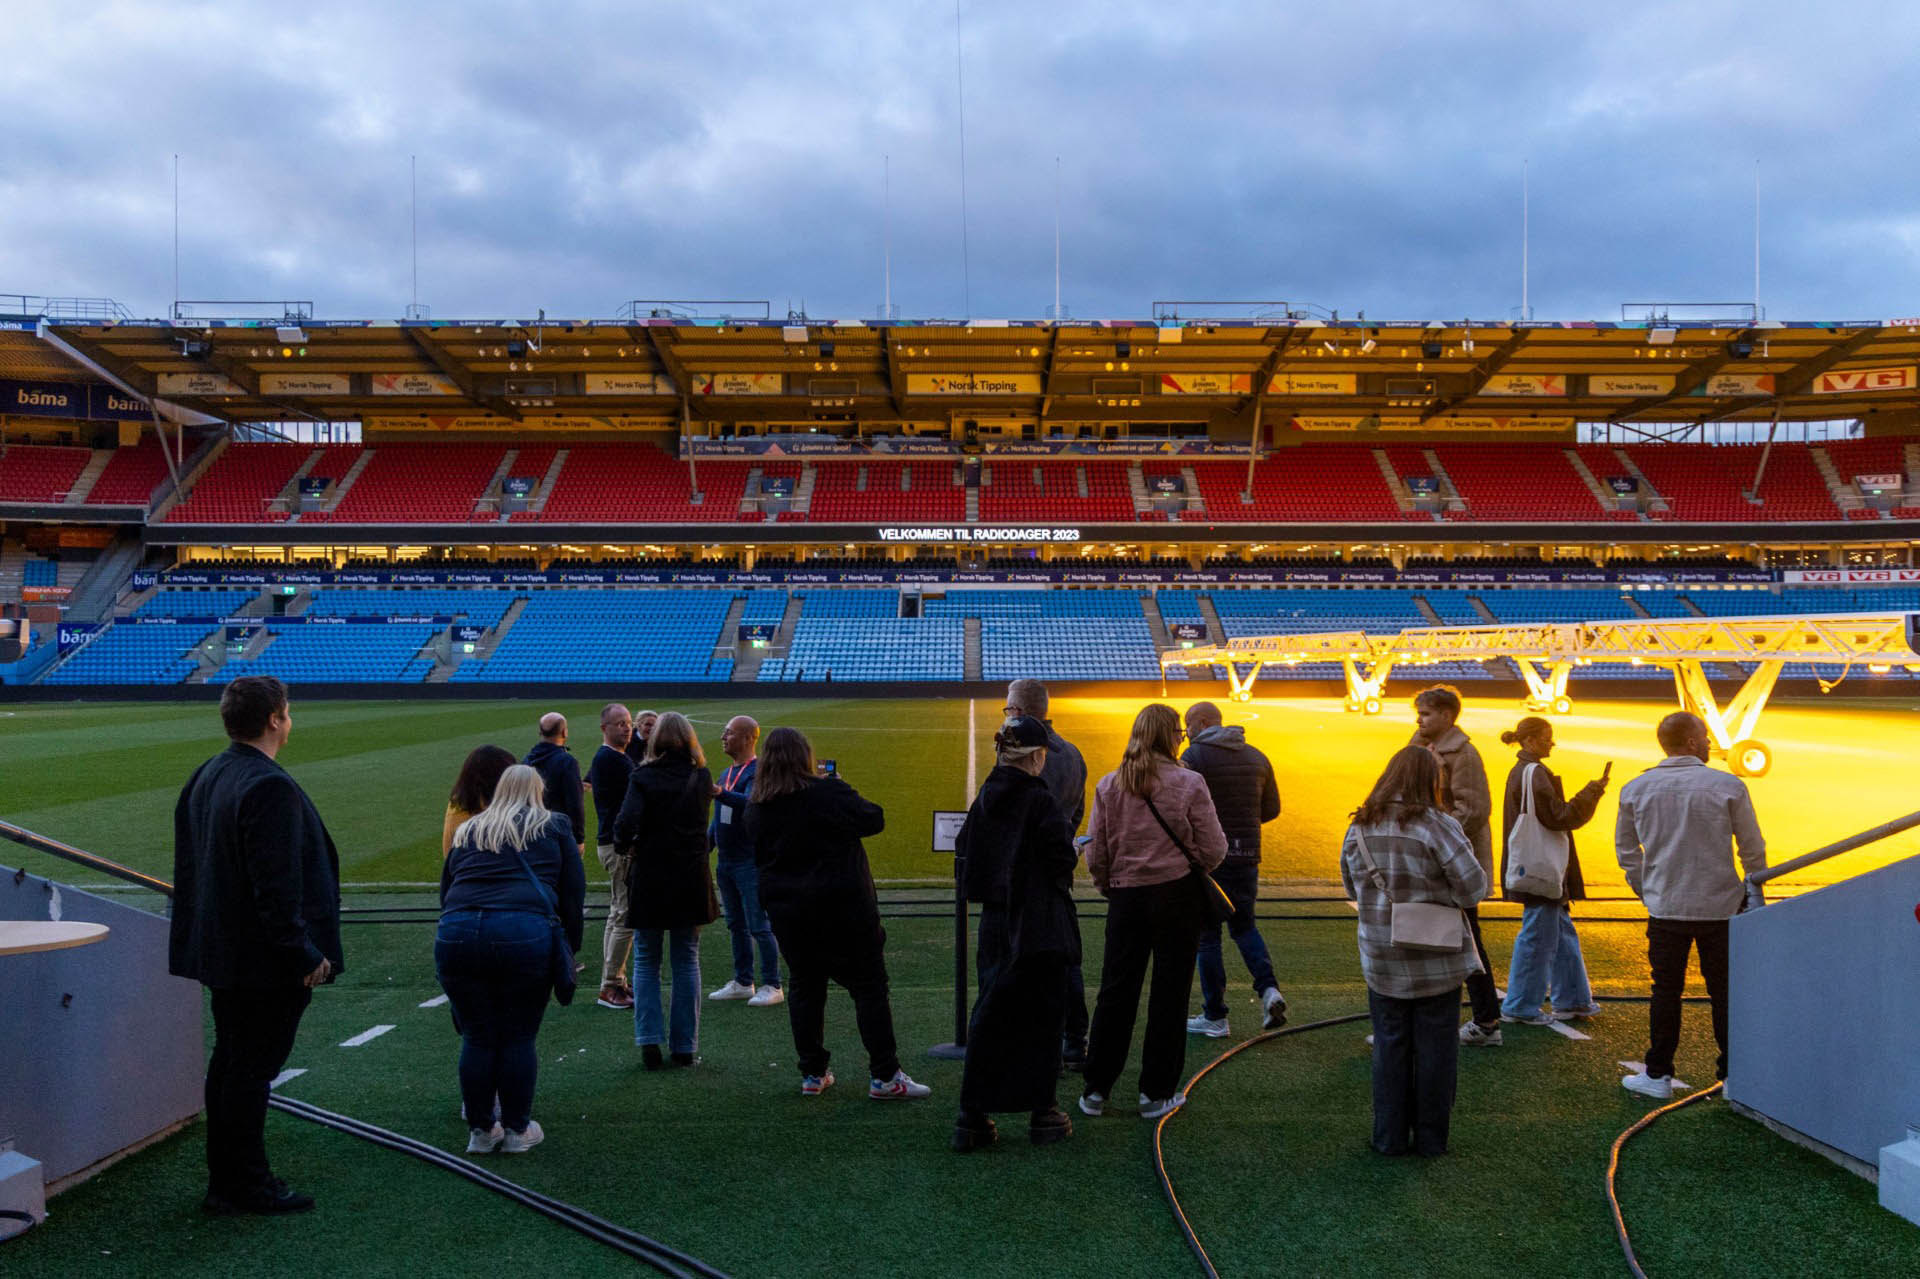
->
xmin=1811 ymin=366 xmax=1917 ymax=394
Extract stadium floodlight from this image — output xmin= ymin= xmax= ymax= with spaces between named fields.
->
xmin=1726 ymin=340 xmax=1754 ymax=359
xmin=1646 ymin=328 xmax=1679 ymax=345
xmin=782 ymin=325 xmax=808 ymax=342
xmin=275 ymin=325 xmax=307 ymax=344
xmin=180 ymin=338 xmax=214 ymax=360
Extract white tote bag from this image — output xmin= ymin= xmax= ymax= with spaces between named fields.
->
xmin=1504 ymin=763 xmax=1570 ymax=898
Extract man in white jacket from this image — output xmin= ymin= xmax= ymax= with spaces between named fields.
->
xmin=1614 ymin=712 xmax=1768 ymax=1099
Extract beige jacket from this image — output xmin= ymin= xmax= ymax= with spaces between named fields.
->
xmin=1085 ymin=759 xmax=1227 ymax=893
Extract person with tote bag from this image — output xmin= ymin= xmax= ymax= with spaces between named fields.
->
xmin=1340 ymin=745 xmax=1488 ymax=1157
xmin=1497 ymin=717 xmax=1610 ymax=1026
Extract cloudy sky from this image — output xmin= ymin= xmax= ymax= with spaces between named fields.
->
xmin=5 ymin=1 xmax=1918 ymax=325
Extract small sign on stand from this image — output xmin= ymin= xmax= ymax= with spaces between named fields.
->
xmin=928 ymin=810 xmax=971 ymax=1060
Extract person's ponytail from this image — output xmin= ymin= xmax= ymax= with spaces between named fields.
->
xmin=1503 ymin=716 xmax=1552 ymax=748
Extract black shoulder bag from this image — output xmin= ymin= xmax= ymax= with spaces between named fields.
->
xmin=512 ymin=842 xmax=576 ymax=1006
xmin=1141 ymin=791 xmax=1236 ymax=926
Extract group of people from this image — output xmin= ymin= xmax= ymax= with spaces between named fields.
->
xmin=167 ymin=671 xmax=1767 ymax=1213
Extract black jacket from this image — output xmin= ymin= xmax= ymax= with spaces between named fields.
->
xmin=613 ymin=751 xmax=714 ymax=930
xmin=1180 ymin=725 xmax=1280 ymax=862
xmin=524 ymin=740 xmax=586 ymax=848
xmin=958 ymin=765 xmax=1082 ymax=963
xmin=170 ymin=742 xmax=344 ymax=989
xmin=747 ymin=776 xmax=886 ymax=965
xmin=1038 ymin=723 xmax=1088 ymax=834
xmin=441 ymin=823 xmax=586 ymax=955
xmin=1499 ymin=751 xmax=1605 ymax=905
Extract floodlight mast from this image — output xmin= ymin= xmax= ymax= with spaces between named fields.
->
xmin=1163 ymin=612 xmax=1920 ymax=779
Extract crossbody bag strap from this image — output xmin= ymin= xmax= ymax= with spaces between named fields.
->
xmin=1349 ymin=827 xmax=1395 ymax=901
xmin=1520 ymin=762 xmax=1540 ymax=819
xmin=1140 ymin=790 xmax=1199 ymax=871
xmin=510 ymin=844 xmax=560 ymax=919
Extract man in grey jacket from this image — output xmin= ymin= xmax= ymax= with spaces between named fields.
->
xmin=1615 ymin=711 xmax=1768 ymax=1100
xmin=1181 ymin=701 xmax=1287 ymax=1035
xmin=1411 ymin=686 xmax=1505 ymax=1043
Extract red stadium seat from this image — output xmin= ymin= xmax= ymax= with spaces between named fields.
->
xmin=0 ymin=444 xmax=90 ymax=503
xmin=166 ymin=443 xmax=314 ymax=522
xmin=85 ymin=438 xmax=173 ymax=507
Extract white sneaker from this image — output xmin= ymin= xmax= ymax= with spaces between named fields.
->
xmin=1261 ymin=988 xmax=1289 ymax=1030
xmin=465 ymin=1124 xmax=503 ymax=1154
xmin=869 ymin=1070 xmax=931 ymax=1100
xmin=1139 ymin=1093 xmax=1187 ymax=1120
xmin=1500 ymin=1011 xmax=1556 ymax=1027
xmin=707 ymin=979 xmax=756 ymax=1001
xmin=1555 ymin=1004 xmax=1603 ymax=1021
xmin=501 ymin=1119 xmax=545 ymax=1153
xmin=1621 ymin=1071 xmax=1674 ymax=1101
xmin=747 ymin=985 xmax=785 ymax=1007
xmin=1186 ymin=1013 xmax=1230 ymax=1038
xmin=1078 ymin=1092 xmax=1105 ymax=1117
xmin=1459 ymin=1022 xmax=1503 ymax=1047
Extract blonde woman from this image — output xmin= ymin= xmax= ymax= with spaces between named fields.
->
xmin=613 ymin=711 xmax=715 ymax=1069
xmin=1079 ymin=704 xmax=1227 ymax=1121
xmin=438 ymin=765 xmax=585 ymax=1155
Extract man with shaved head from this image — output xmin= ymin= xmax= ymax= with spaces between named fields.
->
xmin=708 ymin=714 xmax=782 ymax=1005
xmin=1181 ymin=700 xmax=1287 ymax=1036
xmin=524 ymin=711 xmax=586 ymax=857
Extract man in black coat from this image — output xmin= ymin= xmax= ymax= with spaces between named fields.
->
xmin=1005 ymin=678 xmax=1092 ymax=1071
xmin=525 ymin=711 xmax=586 ymax=854
xmin=1181 ymin=701 xmax=1287 ymax=1035
xmin=171 ymin=676 xmax=342 ymax=1216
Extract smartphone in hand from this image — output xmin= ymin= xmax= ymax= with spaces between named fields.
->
xmin=818 ymin=759 xmax=838 ymax=777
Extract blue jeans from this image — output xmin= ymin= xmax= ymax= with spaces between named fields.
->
xmin=632 ymin=926 xmax=701 ymax=1054
xmin=1195 ymin=859 xmax=1279 ymax=1020
xmin=715 ymin=857 xmax=781 ymax=988
xmin=435 ymin=908 xmax=554 ymax=1133
xmin=1501 ymin=902 xmax=1593 ymax=1019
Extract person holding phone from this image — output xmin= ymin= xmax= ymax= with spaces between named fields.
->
xmin=1496 ymin=717 xmax=1610 ymax=1026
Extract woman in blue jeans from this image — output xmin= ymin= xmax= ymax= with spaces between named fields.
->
xmin=614 ymin=711 xmax=715 ymax=1069
xmin=438 ymin=765 xmax=585 ymax=1154
xmin=1496 ymin=718 xmax=1610 ymax=1025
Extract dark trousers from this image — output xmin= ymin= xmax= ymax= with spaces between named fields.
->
xmin=205 ymin=985 xmax=312 ymax=1197
xmin=1062 ymin=964 xmax=1088 ymax=1058
xmin=435 ymin=909 xmax=554 ymax=1132
xmin=1463 ymin=907 xmax=1501 ymax=1026
xmin=785 ymin=937 xmax=901 ymax=1082
xmin=1645 ymin=917 xmax=1730 ymax=1081
xmin=1195 ymin=859 xmax=1278 ymax=1020
xmin=1083 ymin=881 xmax=1203 ymax=1103
xmin=1368 ymin=987 xmax=1459 ymax=1157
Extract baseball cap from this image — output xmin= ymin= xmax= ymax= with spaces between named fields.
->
xmin=995 ymin=715 xmax=1050 ymax=755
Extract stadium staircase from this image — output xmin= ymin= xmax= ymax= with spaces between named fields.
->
xmin=1139 ymin=592 xmax=1172 ymax=652
xmin=319 ymin=449 xmax=374 ymax=514
xmin=63 ymin=537 xmax=144 ymax=623
xmin=528 ymin=449 xmax=568 ymax=515
xmin=1412 ymin=595 xmax=1447 ymax=625
xmin=712 ymin=595 xmax=748 ymax=670
xmin=283 ymin=589 xmax=313 ymax=616
xmin=791 ymin=465 xmax=816 ymax=516
xmin=1621 ymin=593 xmax=1656 ymax=619
xmin=475 ymin=449 xmax=522 ymax=522
xmin=269 ymin=446 xmax=322 ymax=518
xmin=1809 ymin=446 xmax=1864 ymax=515
xmin=1419 ymin=449 xmax=1468 ymax=515
xmin=1466 ymin=596 xmax=1499 ymax=624
xmin=1196 ymin=593 xmax=1227 ymax=646
xmin=1906 ymin=443 xmax=1920 ymax=513
xmin=964 ymin=476 xmax=980 ymax=522
xmin=1178 ymin=465 xmax=1202 ymax=516
xmin=1606 ymin=447 xmax=1670 ymax=515
xmin=1371 ymin=449 xmax=1420 ymax=514
xmin=1565 ymin=447 xmax=1624 ymax=513
xmin=1126 ymin=464 xmax=1151 ymax=515
xmin=62 ymin=451 xmax=113 ymax=505
xmin=470 ymin=597 xmax=528 ymax=663
xmin=963 ymin=617 xmax=982 ymax=681
xmin=740 ymin=468 xmax=765 ymax=520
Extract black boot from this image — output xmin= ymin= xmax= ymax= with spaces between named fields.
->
xmin=951 ymin=1110 xmax=998 ymax=1153
xmin=642 ymin=1044 xmax=663 ymax=1071
xmin=1029 ymin=1106 xmax=1073 ymax=1146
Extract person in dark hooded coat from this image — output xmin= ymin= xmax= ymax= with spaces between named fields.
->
xmin=951 ymin=715 xmax=1082 ymax=1152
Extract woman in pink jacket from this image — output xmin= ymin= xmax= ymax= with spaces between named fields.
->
xmin=1078 ymin=704 xmax=1227 ymax=1120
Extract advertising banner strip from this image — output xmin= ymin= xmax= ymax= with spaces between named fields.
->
xmin=156 ymin=371 xmax=244 ymax=396
xmin=903 ymin=373 xmax=1043 ymax=395
xmin=1695 ymin=372 xmax=1774 ymax=397
xmin=1158 ymin=372 xmax=1251 ymax=395
xmin=1 ymin=378 xmax=149 ymax=420
xmin=1267 ymin=373 xmax=1357 ymax=395
xmin=583 ymin=373 xmax=674 ymax=395
xmin=1809 ymin=366 xmax=1917 ymax=395
xmin=1481 ymin=373 xmax=1568 ymax=397
xmin=692 ymin=373 xmax=784 ymax=395
xmin=259 ymin=372 xmax=350 ymax=395
xmin=1589 ymin=374 xmax=1675 ymax=396
xmin=370 ymin=372 xmax=461 ymax=396
xmin=1291 ymin=415 xmax=1574 ymax=432
xmin=366 ymin=413 xmax=669 ymax=433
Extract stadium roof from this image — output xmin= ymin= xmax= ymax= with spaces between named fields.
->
xmin=35 ymin=315 xmax=1920 ymax=431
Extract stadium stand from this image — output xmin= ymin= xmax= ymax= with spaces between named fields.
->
xmin=303 ymin=589 xmax=516 ymax=627
xmin=738 ymin=590 xmax=790 ymax=627
xmin=1821 ymin=437 xmax=1907 ymax=488
xmin=450 ymin=590 xmax=735 ymax=682
xmin=1431 ymin=444 xmax=1609 ymax=521
xmin=164 ymin=442 xmax=310 ymax=522
xmin=133 ymin=589 xmax=259 ymax=619
xmin=1620 ymin=443 xmax=1840 ymax=521
xmin=979 ymin=460 xmax=1133 ymax=522
xmin=923 ymin=589 xmax=1159 ymax=680
xmin=807 ymin=460 xmax=965 ymax=522
xmin=781 ymin=589 xmax=963 ymax=681
xmin=0 ymin=444 xmax=90 ymax=503
xmin=84 ymin=438 xmax=173 ymax=507
xmin=43 ymin=624 xmax=208 ymax=686
xmin=23 ymin=558 xmax=58 ymax=588
xmin=1184 ymin=451 xmax=1406 ymax=522
xmin=1208 ymin=588 xmax=1494 ymax=680
xmin=537 ymin=444 xmax=750 ymax=523
xmin=209 ymin=619 xmax=437 ymax=684
xmin=316 ymin=443 xmax=507 ymax=523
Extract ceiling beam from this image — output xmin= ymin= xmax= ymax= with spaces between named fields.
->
xmin=1039 ymin=326 xmax=1063 ymax=417
xmin=47 ymin=329 xmax=159 ymax=396
xmin=1698 ymin=327 xmax=1884 ymax=424
xmin=1608 ymin=329 xmax=1754 ymax=423
xmin=883 ymin=331 xmax=906 ymax=419
xmin=1239 ymin=327 xmax=1299 ymax=424
xmin=1420 ymin=329 xmax=1526 ymax=422
xmin=400 ymin=326 xmax=522 ymax=420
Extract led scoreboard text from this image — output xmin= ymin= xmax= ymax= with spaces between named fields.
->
xmin=878 ymin=526 xmax=1082 ymax=543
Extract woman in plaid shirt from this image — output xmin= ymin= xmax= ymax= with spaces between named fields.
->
xmin=1340 ymin=745 xmax=1489 ymax=1157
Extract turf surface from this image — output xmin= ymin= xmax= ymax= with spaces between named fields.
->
xmin=6 ymin=907 xmax=1910 ymax=1278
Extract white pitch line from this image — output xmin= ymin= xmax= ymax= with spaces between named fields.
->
xmin=965 ymin=698 xmax=977 ymax=800
xmin=1547 ymin=1019 xmax=1592 ymax=1041
xmin=339 ymin=1024 xmax=396 ymax=1048
xmin=418 ymin=994 xmax=449 ymax=1008
xmin=269 ymin=1068 xmax=307 ymax=1089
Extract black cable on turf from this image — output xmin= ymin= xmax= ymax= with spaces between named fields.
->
xmin=1150 ymin=1012 xmax=1372 ymax=1278
xmin=0 ymin=1208 xmax=37 ymax=1244
xmin=267 ymin=1095 xmax=729 ymax=1279
xmin=1606 ymin=1080 xmax=1724 ymax=1279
